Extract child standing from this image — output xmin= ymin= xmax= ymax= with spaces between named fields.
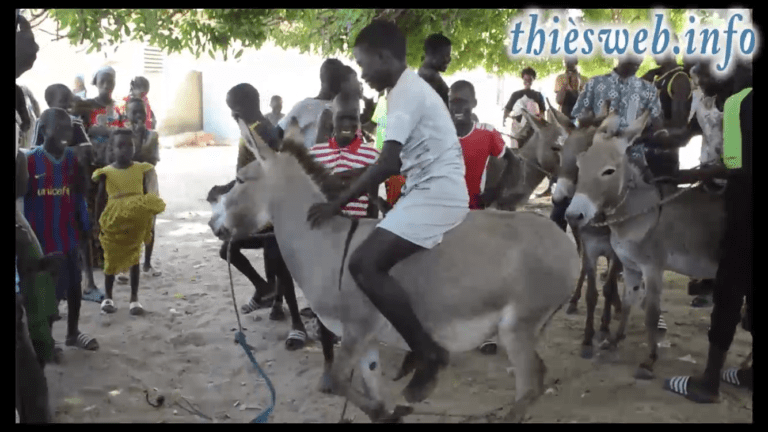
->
xmin=24 ymin=108 xmax=99 ymax=354
xmin=124 ymin=97 xmax=162 ymax=277
xmin=33 ymin=83 xmax=104 ymax=302
xmin=121 ymin=76 xmax=156 ymax=130
xmin=92 ymin=129 xmax=166 ymax=315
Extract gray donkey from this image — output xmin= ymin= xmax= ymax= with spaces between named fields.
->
xmin=214 ymin=118 xmax=579 ymax=423
xmin=565 ymin=110 xmax=725 ymax=380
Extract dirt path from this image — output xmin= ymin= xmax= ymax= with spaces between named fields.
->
xmin=46 ymin=146 xmax=752 ymax=423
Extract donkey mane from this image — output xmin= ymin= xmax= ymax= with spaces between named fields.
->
xmin=278 ymin=137 xmax=359 ymax=202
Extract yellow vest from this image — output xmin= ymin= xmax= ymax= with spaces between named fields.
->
xmin=722 ymin=87 xmax=752 ymax=169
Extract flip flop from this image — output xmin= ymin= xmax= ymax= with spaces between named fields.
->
xmin=65 ymin=332 xmax=99 ymax=351
xmin=241 ymin=291 xmax=277 ymax=314
xmin=478 ymin=340 xmax=498 ymax=355
xmin=143 ymin=266 xmax=162 ymax=277
xmin=117 ymin=272 xmax=129 ymax=285
xmin=658 ymin=315 xmax=668 ymax=332
xmin=285 ymin=330 xmax=307 ymax=351
xmin=129 ymin=301 xmax=145 ymax=316
xmin=691 ymin=295 xmax=713 ymax=308
xmin=82 ymin=288 xmax=105 ymax=303
xmin=101 ymin=299 xmax=117 ymax=314
xmin=663 ymin=376 xmax=720 ymax=404
xmin=300 ymin=307 xmax=316 ymax=318
xmin=722 ymin=368 xmax=752 ymax=390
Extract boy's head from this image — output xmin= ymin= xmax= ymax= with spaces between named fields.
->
xmin=92 ymin=66 xmax=116 ymax=99
xmin=564 ymin=57 xmax=578 ymax=72
xmin=16 ymin=14 xmax=38 ymax=78
xmin=270 ymin=95 xmax=282 ymax=113
xmin=226 ymin=83 xmax=261 ymax=124
xmin=74 ymin=74 xmax=85 ymax=89
xmin=521 ymin=67 xmax=537 ymax=90
xmin=320 ymin=58 xmax=348 ymax=98
xmin=110 ymin=129 xmax=135 ymax=164
xmin=616 ymin=53 xmax=643 ymax=78
xmin=331 ymin=87 xmax=361 ymax=148
xmin=448 ymin=80 xmax=477 ymax=125
xmin=424 ymin=33 xmax=452 ymax=73
xmin=126 ymin=98 xmax=147 ymax=129
xmin=45 ymin=84 xmax=74 ymax=110
xmin=130 ymin=76 xmax=150 ymax=98
xmin=39 ymin=108 xmax=73 ymax=154
xmin=353 ymin=20 xmax=407 ymax=93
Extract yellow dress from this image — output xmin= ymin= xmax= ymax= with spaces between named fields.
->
xmin=91 ymin=162 xmax=166 ymax=275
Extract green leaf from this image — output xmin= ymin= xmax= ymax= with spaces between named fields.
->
xmin=235 ymin=49 xmax=244 ymax=59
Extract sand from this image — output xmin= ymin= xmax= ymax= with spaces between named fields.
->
xmin=45 ymin=145 xmax=752 ymax=423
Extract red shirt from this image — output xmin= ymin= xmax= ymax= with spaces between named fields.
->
xmin=459 ymin=123 xmax=506 ymax=209
xmin=309 ymin=134 xmax=380 ymax=218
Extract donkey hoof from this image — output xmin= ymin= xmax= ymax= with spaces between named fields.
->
xmin=634 ymin=366 xmax=655 ymax=380
xmin=599 ymin=339 xmax=616 ymax=351
xmin=581 ymin=345 xmax=594 ymax=359
xmin=597 ymin=330 xmax=610 ymax=342
xmin=377 ymin=405 xmax=414 ymax=423
xmin=566 ymin=303 xmax=578 ymax=315
xmin=269 ymin=307 xmax=285 ymax=321
xmin=318 ymin=372 xmax=334 ymax=394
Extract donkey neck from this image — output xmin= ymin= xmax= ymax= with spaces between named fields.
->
xmin=607 ymin=164 xmax=662 ymax=239
xmin=267 ymin=157 xmax=356 ymax=282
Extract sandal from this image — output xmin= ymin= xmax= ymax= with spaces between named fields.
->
xmin=143 ymin=265 xmax=162 ymax=277
xmin=285 ymin=330 xmax=307 ymax=351
xmin=722 ymin=368 xmax=753 ymax=390
xmin=663 ymin=376 xmax=720 ymax=403
xmin=241 ymin=291 xmax=277 ymax=314
xmin=129 ymin=301 xmax=145 ymax=316
xmin=66 ymin=332 xmax=99 ymax=351
xmin=82 ymin=288 xmax=105 ymax=303
xmin=101 ymin=299 xmax=117 ymax=314
xmin=478 ymin=340 xmax=498 ymax=355
xmin=658 ymin=315 xmax=667 ymax=332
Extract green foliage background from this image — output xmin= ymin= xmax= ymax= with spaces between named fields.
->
xmin=29 ymin=9 xmax=732 ymax=80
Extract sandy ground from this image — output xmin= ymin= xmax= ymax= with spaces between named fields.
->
xmin=46 ymin=145 xmax=752 ymax=423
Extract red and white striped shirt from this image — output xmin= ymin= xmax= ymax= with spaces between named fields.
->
xmin=310 ymin=135 xmax=380 ymax=218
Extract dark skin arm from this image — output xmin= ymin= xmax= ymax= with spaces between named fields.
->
xmin=676 ymin=164 xmax=728 ymax=184
xmin=16 ymin=150 xmax=28 ymax=199
xmin=308 ymin=141 xmax=402 ymax=228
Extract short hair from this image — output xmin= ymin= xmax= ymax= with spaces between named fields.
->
xmin=353 ymin=20 xmax=407 ymax=62
xmin=131 ymin=76 xmax=150 ymax=92
xmin=92 ymin=66 xmax=116 ymax=86
xmin=521 ymin=67 xmax=537 ymax=80
xmin=44 ymin=84 xmax=72 ymax=106
xmin=271 ymin=95 xmax=282 ymax=103
xmin=109 ymin=128 xmax=133 ymax=144
xmin=227 ymin=83 xmax=261 ymax=111
xmin=424 ymin=33 xmax=451 ymax=55
xmin=450 ymin=80 xmax=475 ymax=98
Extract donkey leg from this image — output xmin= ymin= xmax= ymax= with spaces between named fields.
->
xmin=567 ymin=246 xmax=587 ymax=315
xmin=599 ymin=256 xmax=622 ymax=342
xmin=330 ymin=330 xmax=402 ymax=423
xmin=602 ymin=267 xmax=642 ymax=351
xmin=317 ymin=321 xmax=336 ymax=393
xmin=498 ymin=313 xmax=546 ymax=423
xmin=581 ymin=249 xmax=599 ymax=359
xmin=264 ymin=245 xmax=286 ymax=321
xmin=636 ymin=269 xmax=664 ymax=380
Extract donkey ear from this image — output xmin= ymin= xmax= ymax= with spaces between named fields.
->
xmin=547 ymin=98 xmax=575 ymax=134
xmin=238 ymin=118 xmax=276 ymax=168
xmin=284 ymin=117 xmax=303 ymax=145
xmin=521 ymin=109 xmax=543 ymax=133
xmin=622 ymin=109 xmax=651 ymax=146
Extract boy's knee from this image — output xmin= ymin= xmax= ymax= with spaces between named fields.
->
xmin=348 ymin=250 xmax=369 ymax=280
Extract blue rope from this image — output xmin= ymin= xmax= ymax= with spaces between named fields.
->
xmin=235 ymin=331 xmax=276 ymax=423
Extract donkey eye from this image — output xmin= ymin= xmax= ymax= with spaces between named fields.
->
xmin=551 ymin=146 xmax=561 ymax=152
xmin=236 ymin=177 xmax=244 ymax=184
xmin=601 ymin=168 xmax=616 ymax=176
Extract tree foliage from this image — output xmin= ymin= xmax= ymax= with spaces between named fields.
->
xmin=30 ymin=8 xmax=723 ymax=79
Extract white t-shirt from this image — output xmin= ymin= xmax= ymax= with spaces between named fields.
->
xmin=278 ymin=98 xmax=333 ymax=149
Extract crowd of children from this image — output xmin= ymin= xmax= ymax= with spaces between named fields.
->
xmin=17 ymin=66 xmax=166 ymax=367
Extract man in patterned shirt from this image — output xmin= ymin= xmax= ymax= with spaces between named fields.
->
xmin=572 ymin=55 xmax=664 ymax=134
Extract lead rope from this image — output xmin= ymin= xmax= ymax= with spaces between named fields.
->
xmin=227 ymin=235 xmax=276 ymax=423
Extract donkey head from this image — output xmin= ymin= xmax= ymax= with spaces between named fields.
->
xmin=564 ymin=111 xmax=651 ymax=228
xmin=216 ymin=118 xmax=289 ymax=241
